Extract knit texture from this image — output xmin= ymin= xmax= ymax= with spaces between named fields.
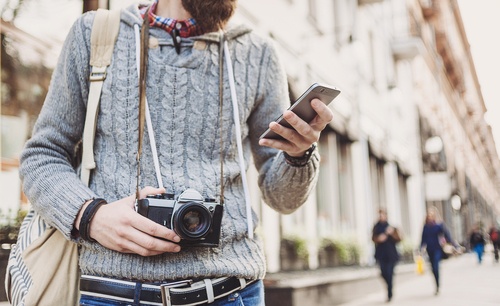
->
xmin=19 ymin=4 xmax=320 ymax=281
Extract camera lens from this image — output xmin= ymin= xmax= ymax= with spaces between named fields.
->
xmin=173 ymin=202 xmax=212 ymax=240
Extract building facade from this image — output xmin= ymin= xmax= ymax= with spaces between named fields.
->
xmin=233 ymin=0 xmax=500 ymax=271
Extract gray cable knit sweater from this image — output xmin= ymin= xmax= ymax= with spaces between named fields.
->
xmin=19 ymin=4 xmax=320 ymax=281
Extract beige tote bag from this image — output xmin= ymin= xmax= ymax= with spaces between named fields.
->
xmin=5 ymin=9 xmax=121 ymax=306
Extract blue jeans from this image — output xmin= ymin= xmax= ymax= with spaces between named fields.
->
xmin=473 ymin=244 xmax=485 ymax=263
xmin=427 ymin=249 xmax=442 ymax=289
xmin=80 ymin=280 xmax=265 ymax=306
xmin=378 ymin=260 xmax=396 ymax=299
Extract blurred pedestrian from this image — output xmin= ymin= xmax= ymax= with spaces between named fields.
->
xmin=488 ymin=225 xmax=500 ymax=263
xmin=469 ymin=224 xmax=486 ymax=264
xmin=420 ymin=208 xmax=452 ymax=295
xmin=372 ymin=209 xmax=401 ymax=302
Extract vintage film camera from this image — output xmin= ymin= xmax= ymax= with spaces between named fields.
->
xmin=137 ymin=189 xmax=223 ymax=247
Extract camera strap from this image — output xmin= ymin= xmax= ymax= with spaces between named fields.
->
xmin=134 ymin=9 xmax=226 ymax=206
xmin=222 ymin=37 xmax=254 ymax=240
xmin=134 ymin=17 xmax=254 ymax=238
xmin=218 ymin=33 xmax=225 ymax=206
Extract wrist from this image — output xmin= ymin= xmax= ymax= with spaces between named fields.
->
xmin=78 ymin=198 xmax=107 ymax=242
xmin=283 ymin=143 xmax=317 ymax=167
xmin=75 ymin=199 xmax=93 ymax=231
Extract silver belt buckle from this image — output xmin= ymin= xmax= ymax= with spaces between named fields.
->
xmin=160 ymin=279 xmax=193 ymax=306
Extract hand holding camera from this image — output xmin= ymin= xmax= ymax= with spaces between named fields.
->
xmin=80 ymin=185 xmax=223 ymax=255
xmin=86 ymin=186 xmax=183 ymax=256
xmin=137 ymin=188 xmax=223 ymax=247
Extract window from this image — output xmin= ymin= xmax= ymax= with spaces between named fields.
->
xmin=398 ymin=173 xmax=410 ymax=235
xmin=370 ymin=154 xmax=386 ymax=210
xmin=337 ymin=136 xmax=355 ymax=232
xmin=316 ymin=132 xmax=355 ymax=236
xmin=333 ymin=0 xmax=356 ymax=47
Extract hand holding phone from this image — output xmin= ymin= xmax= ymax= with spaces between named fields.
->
xmin=259 ymin=83 xmax=340 ymax=140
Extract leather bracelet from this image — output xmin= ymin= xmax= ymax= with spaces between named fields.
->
xmin=79 ymin=198 xmax=107 ymax=242
xmin=283 ymin=143 xmax=317 ymax=167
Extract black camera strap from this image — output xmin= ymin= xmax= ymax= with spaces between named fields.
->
xmin=218 ymin=32 xmax=225 ymax=205
xmin=136 ymin=8 xmax=225 ymax=205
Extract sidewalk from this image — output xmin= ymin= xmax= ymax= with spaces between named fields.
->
xmin=264 ymin=260 xmax=417 ymax=305
xmin=338 ymin=252 xmax=500 ymax=306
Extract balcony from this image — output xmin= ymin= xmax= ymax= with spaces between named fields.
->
xmin=435 ymin=32 xmax=465 ymax=94
xmin=391 ymin=36 xmax=425 ymax=60
xmin=420 ymin=0 xmax=439 ymax=20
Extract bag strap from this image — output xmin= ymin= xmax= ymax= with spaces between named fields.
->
xmin=81 ymin=9 xmax=121 ymax=186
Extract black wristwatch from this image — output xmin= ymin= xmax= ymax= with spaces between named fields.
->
xmin=283 ymin=143 xmax=317 ymax=167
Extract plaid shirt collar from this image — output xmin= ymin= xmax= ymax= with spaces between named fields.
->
xmin=140 ymin=1 xmax=202 ymax=38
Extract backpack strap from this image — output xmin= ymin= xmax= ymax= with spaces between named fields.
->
xmin=81 ymin=9 xmax=121 ymax=186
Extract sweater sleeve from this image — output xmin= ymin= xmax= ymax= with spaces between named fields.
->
xmin=19 ymin=13 xmax=98 ymax=239
xmin=247 ymin=40 xmax=320 ymax=214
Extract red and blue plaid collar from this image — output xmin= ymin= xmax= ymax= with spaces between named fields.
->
xmin=140 ymin=1 xmax=202 ymax=38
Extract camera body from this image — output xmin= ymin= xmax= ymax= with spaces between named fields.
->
xmin=137 ymin=189 xmax=223 ymax=247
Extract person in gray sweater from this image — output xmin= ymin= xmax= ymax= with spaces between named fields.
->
xmin=18 ymin=0 xmax=333 ymax=305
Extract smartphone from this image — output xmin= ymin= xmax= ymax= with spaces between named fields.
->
xmin=259 ymin=83 xmax=341 ymax=140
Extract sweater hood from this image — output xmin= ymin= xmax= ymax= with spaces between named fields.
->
xmin=120 ymin=3 xmax=252 ymax=42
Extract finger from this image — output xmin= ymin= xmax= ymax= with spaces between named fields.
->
xmin=258 ymin=123 xmax=311 ymax=155
xmin=131 ymin=213 xmax=181 ymax=243
xmin=264 ymin=115 xmax=312 ymax=146
xmin=281 ymin=110 xmax=314 ymax=137
xmin=309 ymin=98 xmax=334 ymax=128
xmin=122 ymin=227 xmax=181 ymax=255
xmin=281 ymin=99 xmax=333 ymax=134
xmin=258 ymin=123 xmax=305 ymax=149
xmin=139 ymin=186 xmax=166 ymax=199
xmin=258 ymin=135 xmax=287 ymax=150
xmin=268 ymin=119 xmax=303 ymax=142
xmin=107 ymin=231 xmax=179 ymax=256
xmin=123 ymin=187 xmax=166 ymax=209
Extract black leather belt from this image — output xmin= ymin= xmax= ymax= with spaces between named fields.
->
xmin=80 ymin=275 xmax=257 ymax=306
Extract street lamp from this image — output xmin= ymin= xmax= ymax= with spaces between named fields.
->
xmin=424 ymin=136 xmax=443 ymax=154
xmin=451 ymin=194 xmax=462 ymax=211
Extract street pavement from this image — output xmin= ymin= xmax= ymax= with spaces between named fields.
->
xmin=339 ymin=252 xmax=500 ymax=306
